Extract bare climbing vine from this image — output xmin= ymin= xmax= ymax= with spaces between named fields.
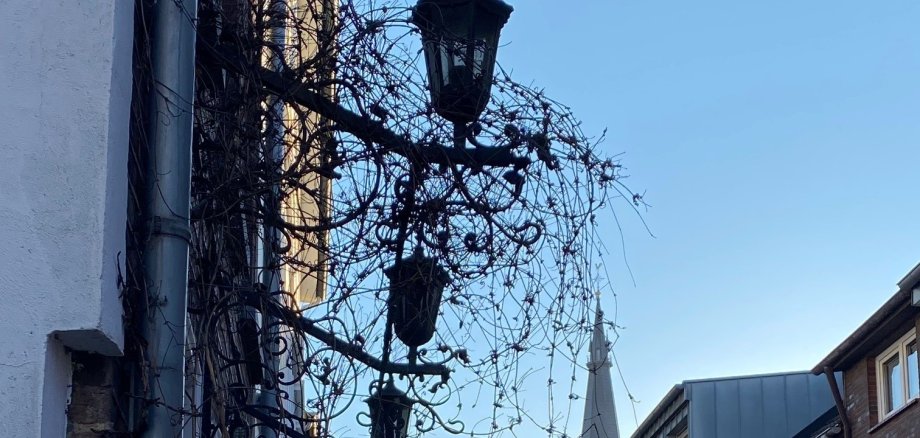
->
xmin=126 ymin=0 xmax=641 ymax=436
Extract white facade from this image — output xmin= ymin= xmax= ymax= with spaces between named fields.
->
xmin=0 ymin=0 xmax=134 ymax=435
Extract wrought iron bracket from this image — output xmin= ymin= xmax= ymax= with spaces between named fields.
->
xmin=243 ymin=292 xmax=452 ymax=379
xmin=199 ymin=42 xmax=531 ymax=170
xmin=242 ymin=405 xmax=310 ymax=438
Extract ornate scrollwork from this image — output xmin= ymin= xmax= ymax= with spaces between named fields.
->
xmin=161 ymin=0 xmax=642 ymax=436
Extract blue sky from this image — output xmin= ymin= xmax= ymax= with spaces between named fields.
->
xmin=498 ymin=1 xmax=920 ymax=435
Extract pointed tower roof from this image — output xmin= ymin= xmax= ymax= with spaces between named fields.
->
xmin=581 ymin=293 xmax=620 ymax=438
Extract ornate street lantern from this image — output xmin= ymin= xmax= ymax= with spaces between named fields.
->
xmin=384 ymin=253 xmax=449 ymax=347
xmin=412 ymin=0 xmax=513 ymax=128
xmin=366 ymin=380 xmax=414 ymax=438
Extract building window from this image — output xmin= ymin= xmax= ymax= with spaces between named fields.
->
xmin=876 ymin=330 xmax=919 ymax=417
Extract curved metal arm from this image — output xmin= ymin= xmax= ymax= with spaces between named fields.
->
xmin=243 ymin=292 xmax=452 ymax=378
xmin=199 ymin=43 xmax=531 ymax=170
xmin=241 ymin=405 xmax=310 ymax=438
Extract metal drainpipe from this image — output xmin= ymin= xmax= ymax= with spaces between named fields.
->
xmin=824 ymin=366 xmax=852 ymax=438
xmin=141 ymin=0 xmax=198 ymax=436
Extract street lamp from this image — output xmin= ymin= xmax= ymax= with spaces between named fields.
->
xmin=412 ymin=0 xmax=513 ymax=145
xmin=360 ymin=255 xmax=446 ymax=438
xmin=384 ymin=253 xmax=450 ymax=347
xmin=366 ymin=380 xmax=414 ymax=438
xmin=361 ymin=5 xmax=516 ymax=437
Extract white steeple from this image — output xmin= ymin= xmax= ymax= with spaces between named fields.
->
xmin=581 ymin=292 xmax=620 ymax=438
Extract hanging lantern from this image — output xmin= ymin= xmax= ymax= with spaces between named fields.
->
xmin=384 ymin=254 xmax=449 ymax=347
xmin=366 ymin=381 xmax=414 ymax=438
xmin=412 ymin=0 xmax=513 ymax=125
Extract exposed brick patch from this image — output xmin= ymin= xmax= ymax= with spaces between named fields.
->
xmin=67 ymin=352 xmax=121 ymax=438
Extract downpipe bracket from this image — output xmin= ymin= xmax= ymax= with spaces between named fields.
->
xmin=148 ymin=215 xmax=192 ymax=243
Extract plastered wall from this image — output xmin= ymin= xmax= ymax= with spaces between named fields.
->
xmin=0 ymin=0 xmax=133 ymax=435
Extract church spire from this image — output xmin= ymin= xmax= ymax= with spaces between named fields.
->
xmin=581 ymin=292 xmax=620 ymax=438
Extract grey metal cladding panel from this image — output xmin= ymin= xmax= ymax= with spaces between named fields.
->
xmin=786 ymin=374 xmax=834 ymax=434
xmin=761 ymin=375 xmax=789 ymax=434
xmin=686 ymin=373 xmax=836 ymax=437
xmin=715 ymin=378 xmax=742 ymax=437
xmin=688 ymin=381 xmax=717 ymax=438
xmin=784 ymin=373 xmax=814 ymax=433
xmin=738 ymin=377 xmax=765 ymax=438
xmin=807 ymin=373 xmax=835 ymax=417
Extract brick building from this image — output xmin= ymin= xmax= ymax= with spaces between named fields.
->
xmin=812 ymin=262 xmax=920 ymax=437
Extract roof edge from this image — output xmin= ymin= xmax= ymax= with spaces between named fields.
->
xmin=631 ymin=384 xmax=684 ymax=438
xmin=682 ymin=370 xmax=813 ymax=385
xmin=898 ymin=262 xmax=920 ymax=290
xmin=812 ymin=262 xmax=920 ymax=374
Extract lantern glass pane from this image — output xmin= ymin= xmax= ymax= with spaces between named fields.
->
xmin=450 ymin=40 xmax=464 ymax=70
xmin=438 ymin=41 xmax=451 ymax=84
xmin=423 ymin=41 xmax=438 ymax=87
xmin=472 ymin=39 xmax=486 ymax=77
xmin=399 ymin=405 xmax=411 ymax=437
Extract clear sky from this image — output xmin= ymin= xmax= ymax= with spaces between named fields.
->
xmin=498 ymin=1 xmax=920 ymax=436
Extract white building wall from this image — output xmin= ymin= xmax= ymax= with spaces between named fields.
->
xmin=0 ymin=0 xmax=134 ymax=435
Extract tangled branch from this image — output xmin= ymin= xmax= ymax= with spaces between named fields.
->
xmin=137 ymin=0 xmax=645 ymax=436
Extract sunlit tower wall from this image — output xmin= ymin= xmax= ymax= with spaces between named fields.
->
xmin=181 ymin=0 xmax=337 ymax=433
xmin=279 ymin=0 xmax=337 ymax=307
xmin=262 ymin=0 xmax=338 ymax=431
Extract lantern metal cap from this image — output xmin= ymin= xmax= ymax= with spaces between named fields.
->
xmin=383 ymin=253 xmax=449 ymax=284
xmin=377 ymin=380 xmax=411 ymax=400
xmin=412 ymin=0 xmax=514 ymax=29
xmin=364 ymin=379 xmax=414 ymax=416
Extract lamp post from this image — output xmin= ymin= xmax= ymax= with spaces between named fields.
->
xmin=361 ymin=254 xmax=444 ymax=438
xmin=362 ymin=3 xmax=514 ymax=437
xmin=412 ymin=0 xmax=513 ymax=147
